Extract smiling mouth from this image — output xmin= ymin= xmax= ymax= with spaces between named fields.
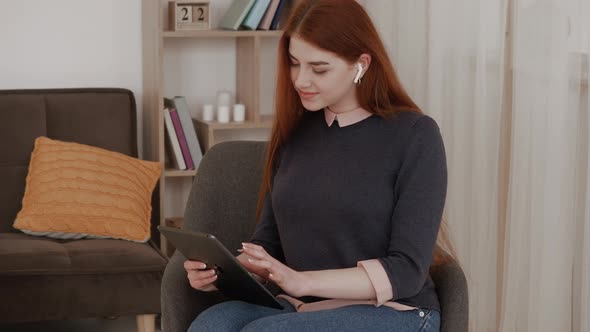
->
xmin=298 ymin=91 xmax=318 ymax=99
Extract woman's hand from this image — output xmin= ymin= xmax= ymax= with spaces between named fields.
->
xmin=240 ymin=243 xmax=311 ymax=298
xmin=236 ymin=252 xmax=269 ymax=279
xmin=184 ymin=260 xmax=218 ymax=292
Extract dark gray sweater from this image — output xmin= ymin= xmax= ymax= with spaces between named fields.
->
xmin=250 ymin=109 xmax=447 ymax=311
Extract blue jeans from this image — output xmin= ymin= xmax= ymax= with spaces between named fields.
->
xmin=188 ymin=298 xmax=440 ymax=332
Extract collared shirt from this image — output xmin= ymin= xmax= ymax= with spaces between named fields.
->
xmin=323 ymin=107 xmax=374 ymax=128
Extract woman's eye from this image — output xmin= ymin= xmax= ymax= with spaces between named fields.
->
xmin=313 ymin=70 xmax=327 ymax=75
xmin=290 ymin=62 xmax=300 ymax=67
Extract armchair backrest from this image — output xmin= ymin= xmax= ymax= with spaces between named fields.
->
xmin=183 ymin=141 xmax=268 ymax=252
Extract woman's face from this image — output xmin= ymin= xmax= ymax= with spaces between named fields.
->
xmin=288 ymin=35 xmax=359 ymax=112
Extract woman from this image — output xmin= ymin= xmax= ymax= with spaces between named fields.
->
xmin=185 ymin=0 xmax=453 ymax=331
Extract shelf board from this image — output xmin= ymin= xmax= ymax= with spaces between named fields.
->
xmin=163 ymin=30 xmax=283 ymax=39
xmin=164 ymin=169 xmax=197 ymax=177
xmin=259 ymin=114 xmax=274 ymax=124
xmin=194 ymin=119 xmax=273 ymax=130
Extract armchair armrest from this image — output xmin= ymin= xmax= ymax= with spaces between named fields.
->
xmin=430 ymin=259 xmax=469 ymax=332
xmin=161 ymin=251 xmax=228 ymax=332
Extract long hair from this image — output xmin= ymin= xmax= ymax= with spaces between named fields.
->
xmin=255 ymin=0 xmax=457 ymax=267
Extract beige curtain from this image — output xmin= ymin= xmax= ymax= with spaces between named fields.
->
xmin=361 ymin=0 xmax=590 ymax=331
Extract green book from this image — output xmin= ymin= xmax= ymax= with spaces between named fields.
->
xmin=241 ymin=0 xmax=272 ymax=30
xmin=220 ymin=0 xmax=257 ymax=30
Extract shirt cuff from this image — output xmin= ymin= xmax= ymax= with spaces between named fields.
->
xmin=357 ymin=259 xmax=393 ymax=306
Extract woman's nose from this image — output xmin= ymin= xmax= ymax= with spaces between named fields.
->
xmin=294 ymin=69 xmax=312 ymax=89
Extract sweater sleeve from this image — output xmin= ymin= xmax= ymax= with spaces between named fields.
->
xmin=376 ymin=115 xmax=448 ymax=301
xmin=249 ymin=191 xmax=285 ymax=262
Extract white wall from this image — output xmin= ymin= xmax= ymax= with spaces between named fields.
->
xmin=0 ymin=0 xmax=143 ymax=151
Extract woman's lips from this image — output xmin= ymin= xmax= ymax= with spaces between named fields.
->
xmin=298 ymin=91 xmax=319 ymax=100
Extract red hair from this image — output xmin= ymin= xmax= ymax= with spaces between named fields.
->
xmin=256 ymin=0 xmax=456 ymax=266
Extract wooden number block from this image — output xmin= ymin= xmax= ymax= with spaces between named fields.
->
xmin=168 ymin=1 xmax=210 ymax=31
xmin=177 ymin=4 xmax=193 ymax=23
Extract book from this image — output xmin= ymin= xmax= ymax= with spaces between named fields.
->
xmin=169 ymin=108 xmax=194 ymax=170
xmin=258 ymin=0 xmax=281 ymax=30
xmin=163 ymin=108 xmax=186 ymax=170
xmin=220 ymin=0 xmax=257 ymax=30
xmin=167 ymin=96 xmax=203 ymax=167
xmin=270 ymin=0 xmax=287 ymax=30
xmin=242 ymin=0 xmax=272 ymax=30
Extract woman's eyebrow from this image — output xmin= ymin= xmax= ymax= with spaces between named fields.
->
xmin=289 ymin=53 xmax=330 ymax=66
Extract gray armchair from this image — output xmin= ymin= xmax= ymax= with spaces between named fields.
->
xmin=161 ymin=141 xmax=468 ymax=332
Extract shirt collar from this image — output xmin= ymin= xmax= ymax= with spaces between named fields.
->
xmin=324 ymin=107 xmax=374 ymax=127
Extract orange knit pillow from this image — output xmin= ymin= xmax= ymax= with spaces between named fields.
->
xmin=13 ymin=137 xmax=161 ymax=243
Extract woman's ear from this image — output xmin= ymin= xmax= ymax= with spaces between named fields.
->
xmin=358 ymin=53 xmax=371 ymax=77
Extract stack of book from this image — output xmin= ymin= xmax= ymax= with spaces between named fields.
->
xmin=163 ymin=96 xmax=203 ymax=171
xmin=219 ymin=0 xmax=292 ymax=31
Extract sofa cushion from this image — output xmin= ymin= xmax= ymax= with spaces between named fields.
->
xmin=0 ymin=232 xmax=166 ymax=322
xmin=12 ymin=137 xmax=161 ymax=243
xmin=0 ymin=233 xmax=167 ymax=276
xmin=0 ymin=272 xmax=164 ymax=323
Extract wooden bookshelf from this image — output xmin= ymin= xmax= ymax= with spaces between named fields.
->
xmin=163 ymin=30 xmax=283 ymax=38
xmin=142 ymin=1 xmax=281 ymax=255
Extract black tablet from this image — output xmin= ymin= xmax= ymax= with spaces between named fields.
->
xmin=158 ymin=226 xmax=284 ymax=309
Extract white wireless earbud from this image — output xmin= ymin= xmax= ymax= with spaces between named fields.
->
xmin=353 ymin=63 xmax=363 ymax=84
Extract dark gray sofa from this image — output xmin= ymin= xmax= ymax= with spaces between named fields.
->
xmin=0 ymin=88 xmax=167 ymax=332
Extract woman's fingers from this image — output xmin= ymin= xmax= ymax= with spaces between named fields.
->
xmin=187 ymin=269 xmax=218 ymax=289
xmin=242 ymin=243 xmax=274 ymax=262
xmin=185 ymin=260 xmax=219 ymax=291
xmin=188 ymin=268 xmax=217 ymax=279
xmin=190 ymin=272 xmax=217 ymax=284
xmin=247 ymin=257 xmax=273 ymax=269
xmin=242 ymin=242 xmax=263 ymax=253
xmin=242 ymin=245 xmax=280 ymax=276
xmin=268 ymin=272 xmax=283 ymax=283
xmin=188 ymin=273 xmax=217 ymax=284
xmin=247 ymin=256 xmax=287 ymax=286
xmin=184 ymin=260 xmax=207 ymax=271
